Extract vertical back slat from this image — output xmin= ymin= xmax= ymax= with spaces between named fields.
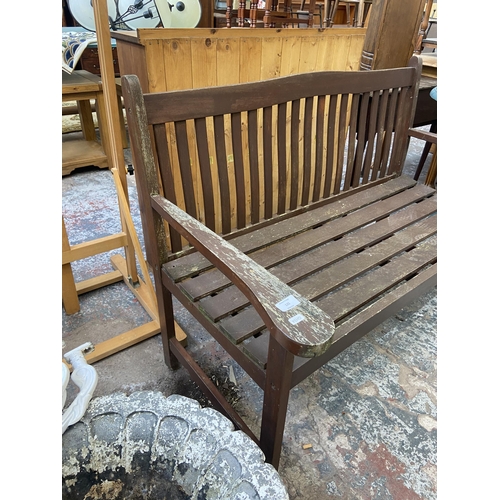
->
xmin=153 ymin=123 xmax=182 ymax=253
xmin=301 ymin=96 xmax=313 ymax=206
xmin=231 ymin=112 xmax=247 ymax=229
xmin=323 ymin=94 xmax=337 ymax=199
xmin=263 ymin=106 xmax=273 ymax=219
xmin=194 ymin=118 xmax=216 ymax=231
xmin=333 ymin=94 xmax=349 ymax=194
xmin=312 ymin=95 xmax=326 ymax=202
xmin=174 ymin=120 xmax=197 ymax=218
xmin=289 ymin=99 xmax=300 ymax=211
xmin=388 ymin=87 xmax=410 ymax=175
xmin=277 ymin=102 xmax=287 ymax=214
xmin=214 ymin=114 xmax=232 ymax=234
xmin=351 ymin=92 xmax=370 ymax=188
xmin=153 ymin=124 xmax=176 ymax=204
xmin=344 ymin=94 xmax=360 ymax=190
xmin=370 ymin=89 xmax=390 ymax=181
xmin=379 ymin=88 xmax=399 ymax=178
xmin=361 ymin=90 xmax=380 ymax=185
xmin=247 ymin=109 xmax=260 ymax=224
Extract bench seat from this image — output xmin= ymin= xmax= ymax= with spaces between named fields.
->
xmin=164 ymin=174 xmax=436 ymax=377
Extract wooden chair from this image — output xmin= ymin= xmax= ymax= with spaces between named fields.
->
xmin=225 ymin=0 xmax=259 ymax=27
xmin=263 ymin=0 xmax=316 ymax=27
xmin=415 ymin=0 xmax=437 ymax=54
xmin=122 ymin=56 xmax=437 ymax=468
xmin=324 ymin=0 xmax=371 ymax=27
xmin=226 ymin=0 xmax=317 ymax=27
xmin=297 ymin=0 xmax=324 ymax=27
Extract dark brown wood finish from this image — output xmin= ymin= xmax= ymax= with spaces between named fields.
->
xmin=141 ymin=68 xmax=417 ymax=124
xmin=263 ymin=106 xmax=274 ymax=220
xmin=248 ymin=109 xmax=261 ymax=224
xmin=122 ymin=56 xmax=437 ymax=469
xmin=140 ymin=68 xmax=417 ymax=238
xmin=165 ymin=176 xmax=418 ymax=281
xmin=277 ymin=102 xmax=287 ymax=214
xmin=179 ymin=193 xmax=436 ymax=304
xmin=194 ymin=118 xmax=216 ymax=231
xmin=214 ymin=114 xmax=232 ymax=234
xmin=170 ymin=337 xmax=259 ymax=442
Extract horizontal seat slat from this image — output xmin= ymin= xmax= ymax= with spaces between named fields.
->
xmin=317 ymin=237 xmax=437 ymax=320
xmin=290 ymin=264 xmax=438 ymax=384
xmin=180 ymin=185 xmax=436 ymax=301
xmin=204 ymin=213 xmax=436 ymax=322
xmin=197 ymin=191 xmax=433 ymax=321
xmin=241 ymin=244 xmax=437 ymax=367
xmin=216 ymin=217 xmax=436 ymax=339
xmin=165 ymin=176 xmax=419 ymax=282
xmin=271 ymin=197 xmax=437 ymax=285
xmin=242 ymin=263 xmax=438 ymax=373
xmin=294 ymin=219 xmax=437 ymax=302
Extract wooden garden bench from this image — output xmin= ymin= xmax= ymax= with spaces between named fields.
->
xmin=121 ymin=55 xmax=437 ymax=469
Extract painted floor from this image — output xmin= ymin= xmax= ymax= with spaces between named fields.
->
xmin=62 ymin=130 xmax=437 ymax=499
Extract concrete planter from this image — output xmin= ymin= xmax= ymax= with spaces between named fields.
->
xmin=62 ymin=391 xmax=288 ymax=499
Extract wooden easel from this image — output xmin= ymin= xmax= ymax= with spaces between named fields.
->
xmin=62 ymin=0 xmax=186 ymax=364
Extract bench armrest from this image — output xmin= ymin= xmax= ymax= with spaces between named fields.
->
xmin=152 ymin=195 xmax=336 ymax=358
xmin=408 ymin=128 xmax=437 ymax=144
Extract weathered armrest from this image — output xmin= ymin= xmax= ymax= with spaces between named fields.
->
xmin=408 ymin=128 xmax=437 ymax=144
xmin=151 ymin=195 xmax=336 ymax=358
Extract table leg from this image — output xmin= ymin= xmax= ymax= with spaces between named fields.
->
xmin=77 ymin=99 xmax=96 ymax=141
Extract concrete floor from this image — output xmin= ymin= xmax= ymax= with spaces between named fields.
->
xmin=62 ymin=130 xmax=437 ymax=499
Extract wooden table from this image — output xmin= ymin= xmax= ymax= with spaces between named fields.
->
xmin=62 ymin=70 xmax=109 ymax=176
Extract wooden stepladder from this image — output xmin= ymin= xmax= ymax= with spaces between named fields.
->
xmin=62 ymin=0 xmax=186 ymax=365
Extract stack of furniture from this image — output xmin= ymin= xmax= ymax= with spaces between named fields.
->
xmin=324 ymin=0 xmax=371 ymax=27
xmin=415 ymin=0 xmax=437 ymax=54
xmin=225 ymin=0 xmax=317 ymax=27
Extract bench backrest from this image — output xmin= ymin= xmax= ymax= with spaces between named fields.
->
xmin=123 ymin=57 xmax=421 ymax=254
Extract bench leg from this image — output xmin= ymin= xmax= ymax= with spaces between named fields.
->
xmin=158 ymin=285 xmax=180 ymax=370
xmin=260 ymin=335 xmax=294 ymax=469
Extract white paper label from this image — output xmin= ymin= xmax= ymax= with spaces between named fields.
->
xmin=289 ymin=314 xmax=305 ymax=325
xmin=276 ymin=295 xmax=300 ymax=312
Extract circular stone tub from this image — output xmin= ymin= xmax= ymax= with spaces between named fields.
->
xmin=62 ymin=391 xmax=288 ymax=499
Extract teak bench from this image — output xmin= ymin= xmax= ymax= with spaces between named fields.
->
xmin=122 ymin=55 xmax=437 ymax=469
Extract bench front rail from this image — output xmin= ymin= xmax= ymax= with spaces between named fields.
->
xmin=122 ymin=56 xmax=437 ymax=468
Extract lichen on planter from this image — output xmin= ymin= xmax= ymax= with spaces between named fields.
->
xmin=62 ymin=391 xmax=289 ymax=499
